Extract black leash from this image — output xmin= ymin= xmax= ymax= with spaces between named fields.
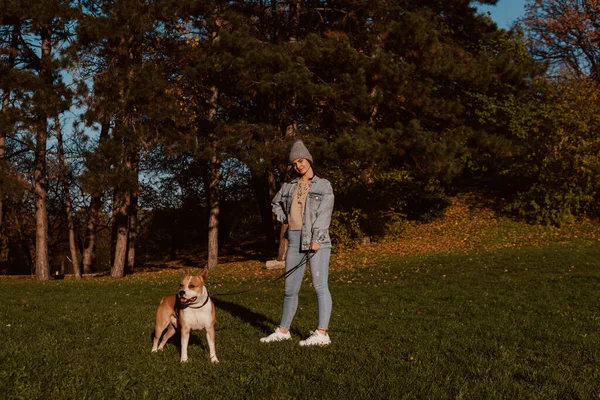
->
xmin=210 ymin=251 xmax=316 ymax=297
xmin=212 ymin=191 xmax=322 ymax=297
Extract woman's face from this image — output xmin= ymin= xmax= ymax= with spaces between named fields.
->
xmin=292 ymin=158 xmax=312 ymax=176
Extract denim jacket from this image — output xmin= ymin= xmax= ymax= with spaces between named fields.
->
xmin=271 ymin=175 xmax=334 ymax=251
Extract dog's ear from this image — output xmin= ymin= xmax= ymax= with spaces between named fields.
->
xmin=199 ymin=267 xmax=208 ymax=280
xmin=181 ymin=267 xmax=190 ymax=277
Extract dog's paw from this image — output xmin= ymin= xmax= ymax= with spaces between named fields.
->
xmin=210 ymin=356 xmax=219 ymax=364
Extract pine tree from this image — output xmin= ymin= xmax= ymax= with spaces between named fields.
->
xmin=80 ymin=121 xmax=110 ymax=274
xmin=0 ymin=1 xmax=78 ymax=279
xmin=55 ymin=117 xmax=81 ymax=278
xmin=166 ymin=1 xmax=243 ymax=269
xmin=0 ymin=17 xmax=21 ymax=257
xmin=75 ymin=0 xmax=180 ymax=277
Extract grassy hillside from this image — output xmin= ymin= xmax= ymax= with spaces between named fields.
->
xmin=1 ymin=196 xmax=599 ymax=399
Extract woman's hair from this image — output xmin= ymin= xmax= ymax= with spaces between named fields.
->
xmin=287 ymin=160 xmax=319 ymax=181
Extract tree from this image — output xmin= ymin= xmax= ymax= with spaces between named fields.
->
xmin=522 ymin=0 xmax=600 ymax=79
xmin=168 ymin=2 xmax=249 ymax=270
xmin=0 ymin=17 xmax=22 ymax=261
xmin=511 ymin=0 xmax=600 ymax=223
xmin=0 ymin=1 xmax=77 ymax=279
xmin=79 ymin=121 xmax=110 ymax=274
xmin=0 ymin=0 xmax=554 ymax=273
xmin=75 ymin=0 xmax=180 ymax=277
xmin=505 ymin=76 xmax=600 ymax=223
xmin=55 ymin=117 xmax=81 ymax=278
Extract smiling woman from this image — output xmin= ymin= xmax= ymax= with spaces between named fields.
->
xmin=261 ymin=139 xmax=335 ymax=347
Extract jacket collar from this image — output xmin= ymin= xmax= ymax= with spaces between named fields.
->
xmin=291 ymin=175 xmax=320 ymax=184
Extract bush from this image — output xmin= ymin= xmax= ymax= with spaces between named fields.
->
xmin=330 ymin=208 xmax=365 ymax=250
xmin=507 ymin=77 xmax=600 ymax=224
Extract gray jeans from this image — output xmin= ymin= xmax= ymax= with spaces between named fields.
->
xmin=280 ymin=230 xmax=332 ymax=330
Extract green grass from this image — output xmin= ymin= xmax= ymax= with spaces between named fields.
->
xmin=1 ymin=241 xmax=600 ymax=399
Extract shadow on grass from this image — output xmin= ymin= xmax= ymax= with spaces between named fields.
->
xmin=148 ymin=329 xmax=206 ymax=355
xmin=212 ymin=297 xmax=302 ymax=337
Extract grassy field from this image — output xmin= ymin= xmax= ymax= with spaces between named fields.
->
xmin=1 ymin=235 xmax=600 ymax=399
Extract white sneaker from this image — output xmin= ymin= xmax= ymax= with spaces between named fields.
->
xmin=299 ymin=330 xmax=331 ymax=347
xmin=260 ymin=328 xmax=291 ymax=343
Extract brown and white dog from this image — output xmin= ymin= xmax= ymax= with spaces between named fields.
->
xmin=151 ymin=268 xmax=218 ymax=363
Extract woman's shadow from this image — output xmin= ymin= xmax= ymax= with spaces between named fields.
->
xmin=211 ymin=297 xmax=302 ymax=337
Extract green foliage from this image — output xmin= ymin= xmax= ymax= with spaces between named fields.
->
xmin=506 ymin=77 xmax=600 ymax=224
xmin=380 ymin=212 xmax=409 ymax=237
xmin=461 ymin=30 xmax=545 ymax=178
xmin=4 ymin=0 xmax=585 ymax=275
xmin=324 ymin=162 xmax=452 ymax=243
xmin=329 ymin=208 xmax=365 ymax=250
xmin=507 ymin=183 xmax=593 ymax=225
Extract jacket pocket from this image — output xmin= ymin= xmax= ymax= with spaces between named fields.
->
xmin=308 ymin=192 xmax=323 ymax=211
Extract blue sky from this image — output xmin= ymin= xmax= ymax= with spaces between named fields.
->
xmin=476 ymin=0 xmax=526 ymax=29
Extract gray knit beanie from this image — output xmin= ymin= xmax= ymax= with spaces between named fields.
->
xmin=289 ymin=139 xmax=313 ymax=163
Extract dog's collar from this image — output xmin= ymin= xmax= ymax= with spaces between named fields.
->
xmin=177 ymin=289 xmax=210 ymax=310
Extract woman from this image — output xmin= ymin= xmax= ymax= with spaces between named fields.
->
xmin=260 ymin=139 xmax=335 ymax=347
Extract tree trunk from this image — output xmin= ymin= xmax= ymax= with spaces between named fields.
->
xmin=268 ymin=163 xmax=280 ymax=242
xmin=207 ymin=155 xmax=220 ymax=270
xmin=111 ymin=29 xmax=137 ymax=279
xmin=110 ymin=189 xmax=118 ymax=266
xmin=126 ymin=150 xmax=139 ymax=273
xmin=275 ymin=118 xmax=297 ymax=261
xmin=250 ymin=168 xmax=276 ymax=248
xmin=82 ymin=192 xmax=101 ymax=274
xmin=126 ymin=194 xmax=137 ymax=272
xmin=56 ymin=118 xmax=81 ymax=279
xmin=205 ymin=79 xmax=220 ymax=270
xmin=277 ymin=224 xmax=288 ymax=262
xmin=270 ymin=164 xmax=288 ymax=261
xmin=110 ymin=125 xmax=131 ymax=279
xmin=14 ymin=207 xmax=33 ymax=275
xmin=289 ymin=0 xmax=301 ymax=43
xmin=0 ymin=83 xmax=8 ymax=263
xmin=82 ymin=121 xmax=109 ymax=274
xmin=110 ymin=185 xmax=130 ymax=278
xmin=369 ymin=86 xmax=379 ymax=126
xmin=0 ymin=93 xmax=7 ymax=235
xmin=0 ymin=87 xmax=7 ymax=263
xmin=60 ymin=256 xmax=66 ymax=275
xmin=34 ymin=116 xmax=50 ymax=280
xmin=34 ymin=26 xmax=52 ymax=281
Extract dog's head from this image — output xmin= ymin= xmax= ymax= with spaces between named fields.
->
xmin=178 ymin=268 xmax=208 ymax=305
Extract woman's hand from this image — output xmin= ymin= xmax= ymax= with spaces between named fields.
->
xmin=310 ymin=242 xmax=321 ymax=251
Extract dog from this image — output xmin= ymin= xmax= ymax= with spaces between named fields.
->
xmin=151 ymin=268 xmax=218 ymax=363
